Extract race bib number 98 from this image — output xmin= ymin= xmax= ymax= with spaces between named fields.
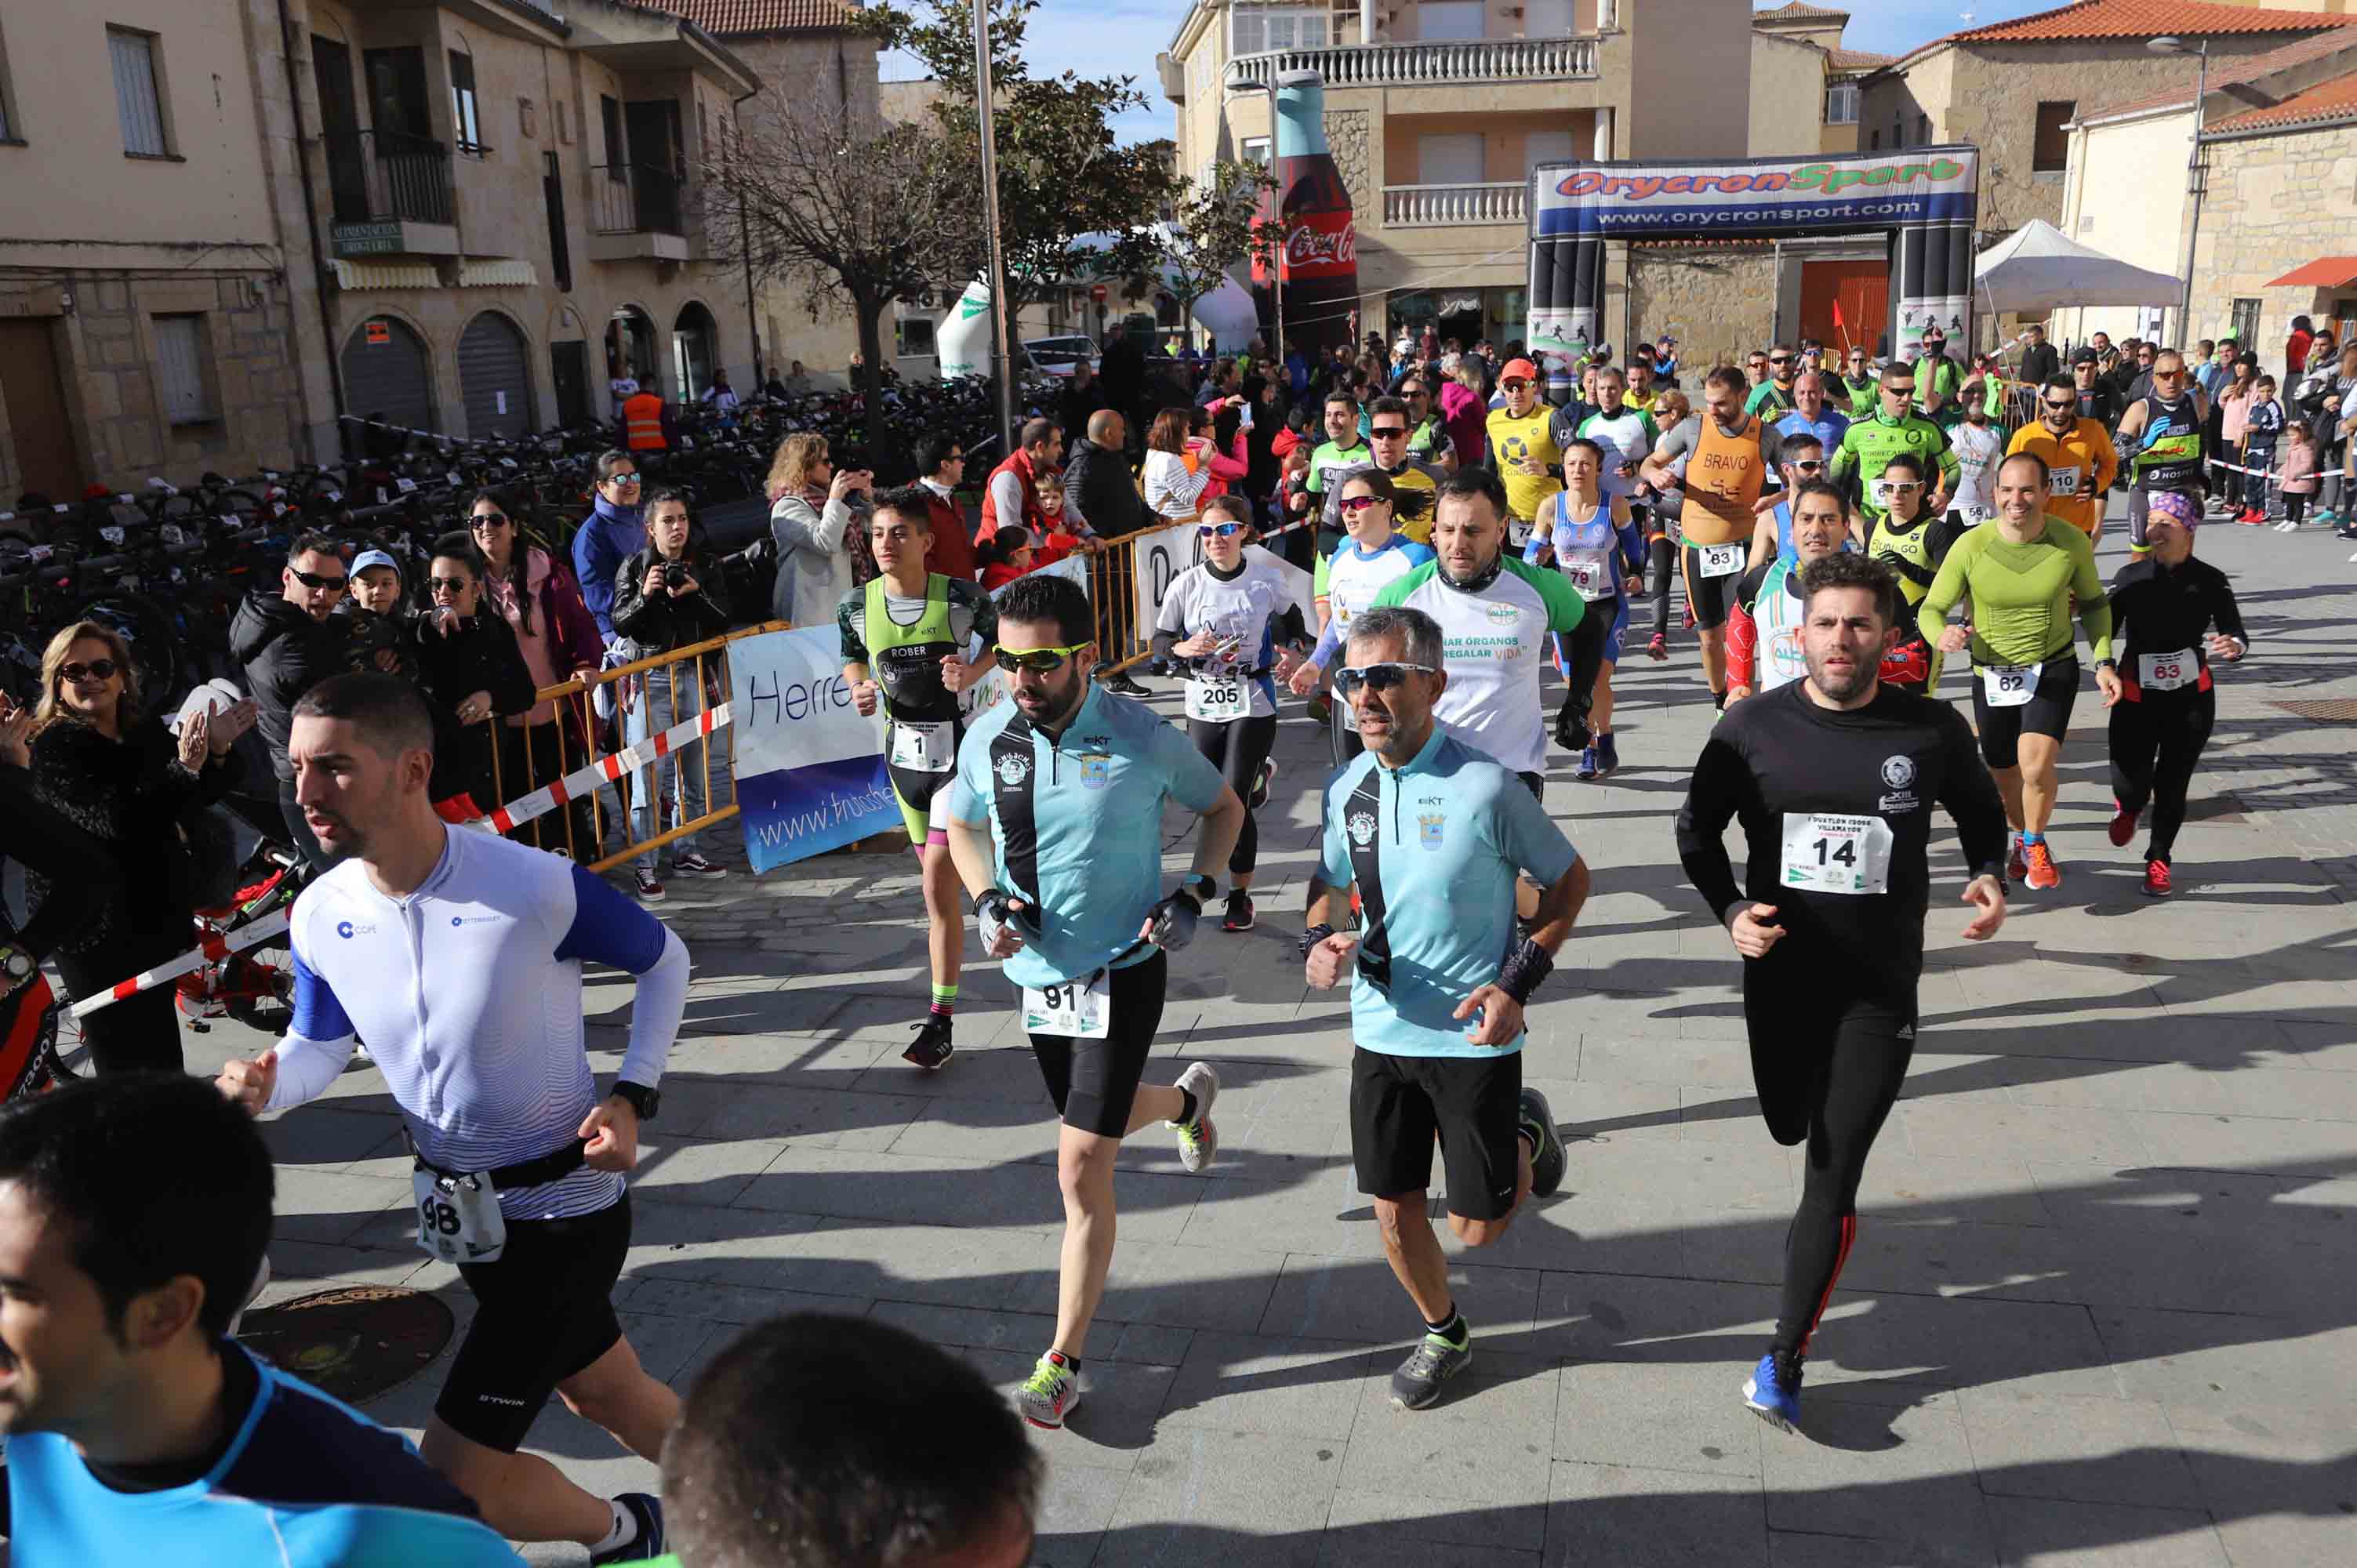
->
xmin=1780 ymin=812 xmax=1894 ymax=896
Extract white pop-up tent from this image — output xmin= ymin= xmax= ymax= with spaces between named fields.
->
xmin=1974 ymin=219 xmax=2185 ymax=313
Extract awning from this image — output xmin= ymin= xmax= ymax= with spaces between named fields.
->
xmin=458 ymin=260 xmax=539 ymax=289
xmin=329 ymin=259 xmax=440 ymax=291
xmin=2264 ymin=257 xmax=2357 ymax=289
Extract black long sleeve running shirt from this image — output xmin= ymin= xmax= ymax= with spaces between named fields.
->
xmin=2108 ymin=554 xmax=2246 ymax=700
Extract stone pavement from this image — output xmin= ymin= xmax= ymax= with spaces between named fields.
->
xmin=198 ymin=506 xmax=2357 ymax=1566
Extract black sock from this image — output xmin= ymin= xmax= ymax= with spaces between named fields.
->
xmin=1175 ymin=1089 xmax=1199 ymax=1126
xmin=1713 ymin=688 xmax=1728 ymax=711
xmin=1425 ymin=1308 xmax=1465 ymax=1341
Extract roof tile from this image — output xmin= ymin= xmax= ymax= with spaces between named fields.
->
xmin=641 ymin=0 xmax=863 ymax=36
xmin=2084 ymin=27 xmax=2357 ymax=122
xmin=2210 ymin=70 xmax=2357 ymax=132
xmin=1948 ymin=0 xmax=2355 ymax=46
xmin=1753 ymin=2 xmax=1852 ymax=21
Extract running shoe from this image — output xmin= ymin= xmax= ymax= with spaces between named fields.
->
xmin=590 ymin=1494 xmax=666 ymax=1565
xmin=2022 ymin=840 xmax=2061 ymax=891
xmin=1171 ymin=1061 xmax=1220 ymax=1173
xmin=634 ymin=869 xmax=666 ymax=903
xmin=1519 ymin=1087 xmax=1566 ymax=1199
xmin=1017 ymin=1352 xmax=1081 ymax=1429
xmin=1742 ymin=1350 xmax=1804 ymax=1434
xmin=1593 ymin=733 xmax=1620 ymax=778
xmin=903 ymin=1014 xmax=955 ymax=1070
xmin=1646 ymin=632 xmax=1669 ymax=662
xmin=670 ymin=851 xmax=727 ymax=879
xmin=2108 ymin=800 xmax=2140 ymax=848
xmin=2006 ymin=833 xmax=2027 ymax=884
xmin=2238 ymin=508 xmax=2265 ymax=527
xmin=1390 ymin=1324 xmax=1473 ymax=1410
xmin=1221 ymin=889 xmax=1255 ymax=932
xmin=2142 ymin=859 xmax=2174 ymax=898
xmin=1249 ymin=757 xmax=1278 ymax=811
xmin=1574 ymin=745 xmax=1600 ymax=782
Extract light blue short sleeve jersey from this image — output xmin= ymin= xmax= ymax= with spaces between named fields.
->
xmin=1318 ymin=729 xmax=1578 ymax=1058
xmin=950 ymin=683 xmax=1226 ymax=986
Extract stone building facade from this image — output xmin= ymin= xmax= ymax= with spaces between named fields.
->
xmin=2192 ymin=115 xmax=2357 ymax=358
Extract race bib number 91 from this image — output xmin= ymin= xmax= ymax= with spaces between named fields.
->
xmin=1781 ymin=812 xmax=1894 ymax=896
xmin=1023 ymin=971 xmax=1110 ymax=1037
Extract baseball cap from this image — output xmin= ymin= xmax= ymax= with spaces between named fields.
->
xmin=350 ymin=548 xmax=401 ymax=579
xmin=1502 ymin=358 xmax=1540 ymax=382
xmin=2072 ymin=347 xmax=2100 ymax=366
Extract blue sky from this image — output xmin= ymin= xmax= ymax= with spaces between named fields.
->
xmin=880 ymin=1 xmax=2079 ymax=146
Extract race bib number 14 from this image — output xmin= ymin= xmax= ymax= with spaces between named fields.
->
xmin=1780 ymin=812 xmax=1894 ymax=896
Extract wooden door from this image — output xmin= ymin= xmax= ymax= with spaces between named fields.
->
xmin=1800 ymin=260 xmax=1887 ymax=360
xmin=0 ymin=318 xmax=84 ymax=503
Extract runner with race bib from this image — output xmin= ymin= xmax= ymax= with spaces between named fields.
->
xmin=2113 ymin=350 xmax=2210 ymax=554
xmin=1917 ymin=452 xmax=2120 ymax=892
xmin=2004 ymin=375 xmax=2119 ymax=543
xmin=1642 ymin=366 xmax=1781 ymax=709
xmin=841 ymin=488 xmax=999 ymax=1068
xmin=2102 ymin=491 xmax=2249 ymax=898
xmin=1292 ymin=469 xmax=1436 ymax=767
xmin=1862 ymin=452 xmax=1969 ymax=692
xmin=1678 ymin=551 xmax=2008 ymax=1437
xmin=1485 ymin=358 xmax=1564 ymax=554
xmin=1524 ymin=438 xmax=1644 ymax=779
xmin=1151 ymin=495 xmax=1312 ymax=932
xmin=945 ymin=572 xmax=1244 ymax=1432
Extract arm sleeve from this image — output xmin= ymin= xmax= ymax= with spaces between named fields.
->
xmin=2209 ymin=572 xmax=2248 ymax=648
xmin=574 ymin=527 xmax=619 ymax=643
xmin=1153 ymin=574 xmax=1193 ymax=637
xmin=1205 ymin=442 xmax=1246 ymax=481
xmin=266 ymin=946 xmax=358 ymax=1113
xmin=554 ymin=862 xmax=688 ymax=1089
xmin=1937 ymin=708 xmax=2011 ymax=884
xmin=837 ymin=591 xmax=869 ymax=666
xmin=1723 ymin=599 xmax=1758 ymax=689
xmin=1615 ymin=517 xmax=1646 ymax=574
xmin=1829 ymin=426 xmax=1858 ymax=481
xmin=2069 ymin=531 xmax=2114 ymax=662
xmin=1674 ymin=733 xmax=1750 ymax=922
xmin=1935 ymin=439 xmax=1962 ymax=484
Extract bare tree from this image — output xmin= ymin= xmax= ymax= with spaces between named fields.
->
xmin=1139 ymin=161 xmax=1280 ymax=354
xmin=697 ymin=107 xmax=978 ymax=458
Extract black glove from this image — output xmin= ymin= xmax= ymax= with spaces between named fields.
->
xmin=972 ymin=888 xmax=1038 ymax=949
xmin=1144 ymin=888 xmax=1203 ymax=953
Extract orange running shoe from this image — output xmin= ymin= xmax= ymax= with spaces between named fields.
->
xmin=2022 ymin=840 xmax=2061 ymax=891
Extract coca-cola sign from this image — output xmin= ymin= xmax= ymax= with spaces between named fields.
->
xmin=1284 ymin=217 xmax=1356 ymax=275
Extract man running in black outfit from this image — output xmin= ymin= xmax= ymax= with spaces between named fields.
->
xmin=1674 ymin=552 xmax=2009 ymax=1435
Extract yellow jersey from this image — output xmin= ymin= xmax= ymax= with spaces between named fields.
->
xmin=1486 ymin=405 xmax=1563 ymax=535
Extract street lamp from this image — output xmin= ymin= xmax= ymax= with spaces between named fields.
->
xmin=2149 ymin=34 xmax=2209 ymax=350
xmin=975 ymin=2 xmax=1016 ymax=458
xmin=1223 ymin=75 xmax=1284 ymax=368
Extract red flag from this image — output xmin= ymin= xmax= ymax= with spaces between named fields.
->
xmin=1832 ymin=300 xmax=1847 ymax=330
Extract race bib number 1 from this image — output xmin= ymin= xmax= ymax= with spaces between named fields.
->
xmin=1980 ymin=662 xmax=2041 ymax=709
xmin=2137 ymin=648 xmax=2195 ymax=692
xmin=411 ymin=1170 xmax=507 ymax=1264
xmin=1781 ymin=812 xmax=1894 ymax=896
xmin=1023 ymin=971 xmax=1110 ymax=1038
xmin=1695 ymin=542 xmax=1745 ymax=578
xmin=888 ymin=719 xmax=955 ymax=773
xmin=1185 ymin=673 xmax=1247 ymax=723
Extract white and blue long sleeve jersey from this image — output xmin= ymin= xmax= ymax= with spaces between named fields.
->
xmin=267 ymin=826 xmax=690 ymax=1221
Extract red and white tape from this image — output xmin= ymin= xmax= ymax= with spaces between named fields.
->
xmin=74 ymin=702 xmax=735 ymax=1018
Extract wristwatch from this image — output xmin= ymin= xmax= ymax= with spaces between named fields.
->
xmin=611 ymin=1080 xmax=660 ymax=1123
xmin=1181 ymin=873 xmax=1217 ymax=903
xmin=0 ymin=943 xmax=33 ymax=991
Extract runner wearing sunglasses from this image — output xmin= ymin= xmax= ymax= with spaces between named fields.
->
xmin=2112 ymin=350 xmax=2210 ymax=554
xmin=1484 ymin=358 xmax=1564 ymax=553
xmin=1150 ymin=497 xmax=1313 ymax=932
xmin=1362 ymin=397 xmax=1447 ymax=540
xmin=1524 ymin=440 xmax=1643 ymax=779
xmin=1640 ymin=367 xmax=1783 ymax=710
xmin=2004 ymin=375 xmax=2119 ymax=542
xmin=840 ymin=488 xmax=1000 ymax=1067
xmin=1743 ymin=433 xmax=1841 ymax=575
xmin=1829 ymin=365 xmax=1959 ymax=535
xmin=945 ymin=573 xmax=1244 ymax=1432
xmin=1293 ymin=470 xmax=1435 ymax=768
xmin=1305 ymin=604 xmax=1588 ymax=1412
xmin=1863 ymin=452 xmax=1970 ymax=694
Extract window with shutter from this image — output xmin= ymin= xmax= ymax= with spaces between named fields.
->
xmin=109 ymin=27 xmax=168 ymax=156
xmin=153 ymin=316 xmax=212 ymax=423
xmin=450 ymin=49 xmax=484 ymax=154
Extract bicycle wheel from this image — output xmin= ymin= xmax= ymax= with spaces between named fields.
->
xmin=223 ymin=945 xmax=296 ymax=1036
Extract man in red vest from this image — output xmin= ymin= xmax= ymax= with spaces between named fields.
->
xmin=978 ymin=418 xmax=1063 ymax=546
xmin=620 ymin=385 xmax=670 ymax=452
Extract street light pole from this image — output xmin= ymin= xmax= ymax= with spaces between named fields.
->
xmin=975 ymin=1 xmax=1016 ymax=457
xmin=2151 ymin=35 xmax=2209 ymax=348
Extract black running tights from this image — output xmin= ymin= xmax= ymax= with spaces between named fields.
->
xmin=1645 ymin=535 xmax=1676 ymax=637
xmin=1189 ymin=713 xmax=1278 ymax=877
xmin=2108 ymin=688 xmax=2214 ymax=867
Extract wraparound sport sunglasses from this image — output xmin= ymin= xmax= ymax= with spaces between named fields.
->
xmin=993 ymin=643 xmax=1091 ymax=673
xmin=1334 ymin=662 xmax=1436 ymax=698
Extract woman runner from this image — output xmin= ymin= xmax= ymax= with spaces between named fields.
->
xmin=1291 ymin=470 xmax=1436 ymax=768
xmin=1524 ymin=438 xmax=1644 ymax=779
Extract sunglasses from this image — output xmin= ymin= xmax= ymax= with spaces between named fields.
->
xmin=1370 ymin=426 xmax=1410 ymax=438
xmin=1768 ymin=356 xmax=1792 ymax=365
xmin=2155 ymin=369 xmax=2184 ymax=379
xmin=290 ymin=568 xmax=348 ymax=591
xmin=2043 ymin=399 xmax=2077 ymax=412
xmin=1334 ymin=662 xmax=1436 ymax=697
xmin=993 ymin=642 xmax=1091 ymax=673
xmin=1196 ymin=521 xmax=1248 ymax=540
xmin=60 ymin=659 xmax=118 ymax=684
xmin=1792 ymin=459 xmax=1825 ymax=473
xmin=1877 ymin=481 xmax=1923 ymax=495
xmin=604 ymin=473 xmax=642 ymax=486
xmin=1338 ymin=495 xmax=1386 ymax=514
xmin=1884 ymin=384 xmax=1917 ymax=397
xmin=470 ymin=511 xmax=509 ymax=528
xmin=1501 ymin=379 xmax=1530 ymax=391
xmin=430 ymin=576 xmax=473 ymax=594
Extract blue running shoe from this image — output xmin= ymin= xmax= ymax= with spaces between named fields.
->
xmin=1593 ymin=732 xmax=1619 ymax=779
xmin=1742 ymin=1351 xmax=1803 ymax=1433
xmin=590 ymin=1494 xmax=666 ymax=1563
xmin=1574 ymin=745 xmax=1600 ymax=782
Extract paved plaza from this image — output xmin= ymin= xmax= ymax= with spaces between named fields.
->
xmin=208 ymin=509 xmax=2357 ymax=1566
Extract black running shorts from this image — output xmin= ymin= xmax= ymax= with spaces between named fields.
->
xmin=1970 ymin=651 xmax=2079 ymax=770
xmin=1681 ymin=543 xmax=1744 ymax=631
xmin=1026 ymin=951 xmax=1168 ymax=1137
xmin=440 ymin=1195 xmax=632 ymax=1452
xmin=1350 ymin=1046 xmax=1524 ymax=1221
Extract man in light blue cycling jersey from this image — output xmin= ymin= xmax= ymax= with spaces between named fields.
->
xmin=944 ymin=572 xmax=1244 ymax=1434
xmin=1302 ymin=604 xmax=1592 ymax=1412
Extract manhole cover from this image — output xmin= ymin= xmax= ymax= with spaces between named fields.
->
xmin=237 ymin=1284 xmax=453 ymax=1404
xmin=2269 ymin=699 xmax=2357 ymax=723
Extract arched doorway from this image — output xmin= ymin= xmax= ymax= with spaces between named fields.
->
xmin=671 ymin=301 xmax=717 ymax=402
xmin=457 ymin=311 xmax=533 ymax=439
xmin=606 ymin=306 xmax=657 ymax=408
xmin=340 ymin=316 xmax=434 ymax=440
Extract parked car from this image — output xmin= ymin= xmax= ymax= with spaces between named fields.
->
xmin=1022 ymin=335 xmax=1101 ymax=380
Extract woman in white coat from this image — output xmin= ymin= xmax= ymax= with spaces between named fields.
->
xmin=767 ymin=431 xmax=873 ymax=626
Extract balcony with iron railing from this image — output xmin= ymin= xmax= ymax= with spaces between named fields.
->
xmin=588 ymin=162 xmax=690 ymax=262
xmin=322 ymin=130 xmax=459 ymax=258
xmin=1226 ymin=34 xmax=1600 ymax=92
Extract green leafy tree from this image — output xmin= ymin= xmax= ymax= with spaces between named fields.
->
xmin=1142 ymin=159 xmax=1280 ymax=354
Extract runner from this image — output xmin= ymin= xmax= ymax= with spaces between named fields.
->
xmin=1370 ymin=467 xmax=1585 ymax=788
xmin=1829 ymin=363 xmax=1959 ymax=534
xmin=1744 ymin=345 xmax=1800 ymax=420
xmin=1151 ymin=495 xmax=1313 ymax=932
xmin=1946 ymin=382 xmax=2003 ymax=525
xmin=0 ymin=1076 xmax=527 ymax=1566
xmin=943 ymin=572 xmax=1244 ymax=1432
xmin=1398 ymin=376 xmax=1458 ymax=473
xmin=1572 ymin=365 xmax=1660 ymax=518
xmin=1486 ymin=357 xmax=1565 ymax=554
xmin=1292 ymin=470 xmax=1437 ymax=767
xmin=2112 ymin=350 xmax=2210 ymax=553
xmin=1917 ymin=452 xmax=2121 ymax=891
xmin=2103 ymin=492 xmax=2248 ymax=898
xmin=841 ymin=487 xmax=999 ymax=1069
xmin=1524 ymin=439 xmax=1645 ymax=778
xmin=216 ymin=673 xmax=690 ymax=1563
xmin=2005 ymin=375 xmax=2119 ymax=542
xmin=1640 ymin=366 xmax=1781 ymax=708
xmin=1361 ymin=395 xmax=1447 ymax=541
xmin=1636 ymin=388 xmax=1694 ymax=662
xmin=1742 ymin=430 xmax=1839 ymax=574
xmin=1723 ymin=481 xmax=1850 ymax=706
xmin=1676 ymin=551 xmax=2008 ymax=1436
xmin=1836 ymin=346 xmax=1876 ymax=418
xmin=1300 ymin=391 xmax=1375 ymax=545
xmin=1303 ymin=604 xmax=1589 ymax=1410
xmin=1863 ymin=452 xmax=1969 ymax=693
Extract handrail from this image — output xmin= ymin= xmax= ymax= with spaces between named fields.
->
xmin=1226 ymin=34 xmax=1601 ymax=89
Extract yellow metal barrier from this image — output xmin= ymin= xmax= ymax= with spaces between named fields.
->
xmin=486 ymin=620 xmax=790 ymax=873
